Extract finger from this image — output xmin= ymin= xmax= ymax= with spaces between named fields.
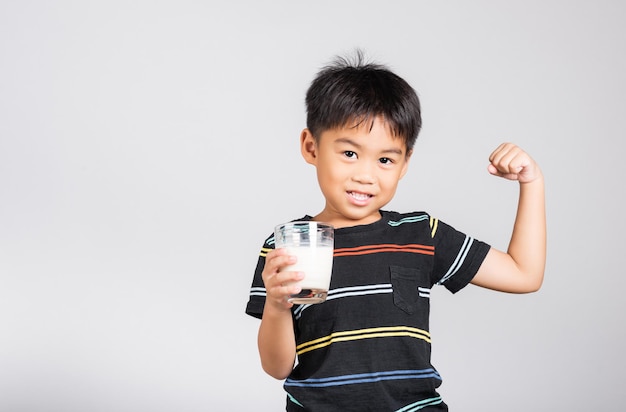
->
xmin=487 ymin=165 xmax=519 ymax=181
xmin=273 ymin=269 xmax=305 ymax=285
xmin=263 ymin=251 xmax=297 ymax=277
xmin=487 ymin=163 xmax=500 ymax=176
xmin=491 ymin=144 xmax=525 ymax=174
xmin=264 ymin=247 xmax=290 ymax=263
xmin=504 ymin=150 xmax=531 ymax=176
xmin=488 ymin=142 xmax=512 ymax=164
xmin=268 ymin=282 xmax=302 ymax=297
xmin=489 ymin=143 xmax=515 ymax=165
xmin=263 ymin=269 xmax=304 ymax=298
xmin=266 ymin=274 xmax=303 ymax=304
xmin=280 ymin=282 xmax=303 ymax=297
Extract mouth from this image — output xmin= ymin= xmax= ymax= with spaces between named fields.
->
xmin=347 ymin=191 xmax=373 ymax=204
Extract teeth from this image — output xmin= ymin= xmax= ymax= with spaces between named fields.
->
xmin=350 ymin=192 xmax=370 ymax=200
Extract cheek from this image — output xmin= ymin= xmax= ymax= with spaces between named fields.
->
xmin=318 ymin=159 xmax=345 ymax=180
xmin=317 ymin=167 xmax=340 ymax=188
xmin=380 ymin=172 xmax=403 ymax=190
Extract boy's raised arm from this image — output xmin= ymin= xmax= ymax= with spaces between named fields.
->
xmin=471 ymin=143 xmax=547 ymax=293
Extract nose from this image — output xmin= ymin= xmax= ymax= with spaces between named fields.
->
xmin=351 ymin=162 xmax=376 ymax=185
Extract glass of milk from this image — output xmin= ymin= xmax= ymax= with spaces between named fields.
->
xmin=274 ymin=221 xmax=334 ymax=304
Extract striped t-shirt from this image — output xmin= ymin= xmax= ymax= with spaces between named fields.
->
xmin=246 ymin=210 xmax=490 ymax=411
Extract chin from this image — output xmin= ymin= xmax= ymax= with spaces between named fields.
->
xmin=343 ymin=210 xmax=381 ymax=224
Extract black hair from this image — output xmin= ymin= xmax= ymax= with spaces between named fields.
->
xmin=305 ymin=49 xmax=422 ymax=152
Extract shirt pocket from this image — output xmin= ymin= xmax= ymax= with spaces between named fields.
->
xmin=390 ymin=265 xmax=428 ymax=315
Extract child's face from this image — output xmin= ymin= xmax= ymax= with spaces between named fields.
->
xmin=301 ymin=116 xmax=411 ymax=228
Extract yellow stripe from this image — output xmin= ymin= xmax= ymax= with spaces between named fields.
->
xmin=298 ymin=326 xmax=427 ymax=349
xmin=260 ymin=247 xmax=272 ymax=257
xmin=429 ymin=217 xmax=438 ymax=238
xmin=296 ymin=326 xmax=431 ymax=355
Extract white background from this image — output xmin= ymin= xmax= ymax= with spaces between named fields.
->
xmin=1 ymin=1 xmax=625 ymax=410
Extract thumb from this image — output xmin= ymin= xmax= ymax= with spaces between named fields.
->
xmin=487 ymin=163 xmax=521 ymax=181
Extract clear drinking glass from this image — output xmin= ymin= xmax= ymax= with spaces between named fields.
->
xmin=274 ymin=221 xmax=334 ymax=304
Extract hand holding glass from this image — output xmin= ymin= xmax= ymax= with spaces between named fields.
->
xmin=274 ymin=221 xmax=334 ymax=304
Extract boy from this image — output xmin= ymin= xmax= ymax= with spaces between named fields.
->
xmin=245 ymin=51 xmax=546 ymax=411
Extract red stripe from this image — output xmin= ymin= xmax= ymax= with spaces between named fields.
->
xmin=334 ymin=244 xmax=434 ymax=257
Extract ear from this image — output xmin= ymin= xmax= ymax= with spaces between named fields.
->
xmin=399 ymin=148 xmax=413 ymax=180
xmin=300 ymin=128 xmax=318 ymax=165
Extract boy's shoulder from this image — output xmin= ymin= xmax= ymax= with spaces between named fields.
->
xmin=381 ymin=210 xmax=432 ymax=224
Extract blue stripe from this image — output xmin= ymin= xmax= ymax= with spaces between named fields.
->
xmin=396 ymin=396 xmax=444 ymax=412
xmin=285 ymin=369 xmax=441 ymax=388
xmin=388 ymin=215 xmax=429 ymax=227
xmin=286 ymin=392 xmax=304 ymax=407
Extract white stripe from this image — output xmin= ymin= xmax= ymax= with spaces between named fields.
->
xmin=328 ymin=283 xmax=392 ymax=296
xmin=249 ymin=287 xmax=267 ymax=298
xmin=328 ymin=288 xmax=393 ymax=301
xmin=295 ymin=284 xmax=393 ymax=319
xmin=438 ymin=236 xmax=474 ymax=284
xmin=293 ymin=304 xmax=310 ymax=317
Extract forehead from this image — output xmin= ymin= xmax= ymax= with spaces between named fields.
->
xmin=343 ymin=115 xmax=394 ymax=134
xmin=321 ymin=116 xmax=408 ymax=152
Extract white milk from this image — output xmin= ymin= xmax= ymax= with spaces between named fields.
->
xmin=283 ymin=245 xmax=334 ymax=290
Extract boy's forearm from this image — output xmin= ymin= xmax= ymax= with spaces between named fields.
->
xmin=258 ymin=305 xmax=297 ymax=380
xmin=507 ymin=175 xmax=546 ymax=284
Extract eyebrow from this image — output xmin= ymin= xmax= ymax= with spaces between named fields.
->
xmin=335 ymin=137 xmax=405 ymax=156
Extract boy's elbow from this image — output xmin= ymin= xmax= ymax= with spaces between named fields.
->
xmin=521 ymin=271 xmax=544 ymax=293
xmin=524 ymin=282 xmax=542 ymax=293
xmin=259 ymin=352 xmax=294 ymax=380
xmin=531 ymin=278 xmax=544 ymax=293
xmin=262 ymin=362 xmax=292 ymax=380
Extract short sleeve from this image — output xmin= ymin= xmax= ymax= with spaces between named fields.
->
xmin=245 ymin=234 xmax=275 ymax=319
xmin=431 ymin=218 xmax=491 ymax=293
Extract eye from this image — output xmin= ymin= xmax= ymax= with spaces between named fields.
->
xmin=379 ymin=157 xmax=393 ymax=165
xmin=344 ymin=151 xmax=357 ymax=159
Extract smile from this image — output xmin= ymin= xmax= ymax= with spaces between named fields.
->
xmin=348 ymin=191 xmax=373 ymax=201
